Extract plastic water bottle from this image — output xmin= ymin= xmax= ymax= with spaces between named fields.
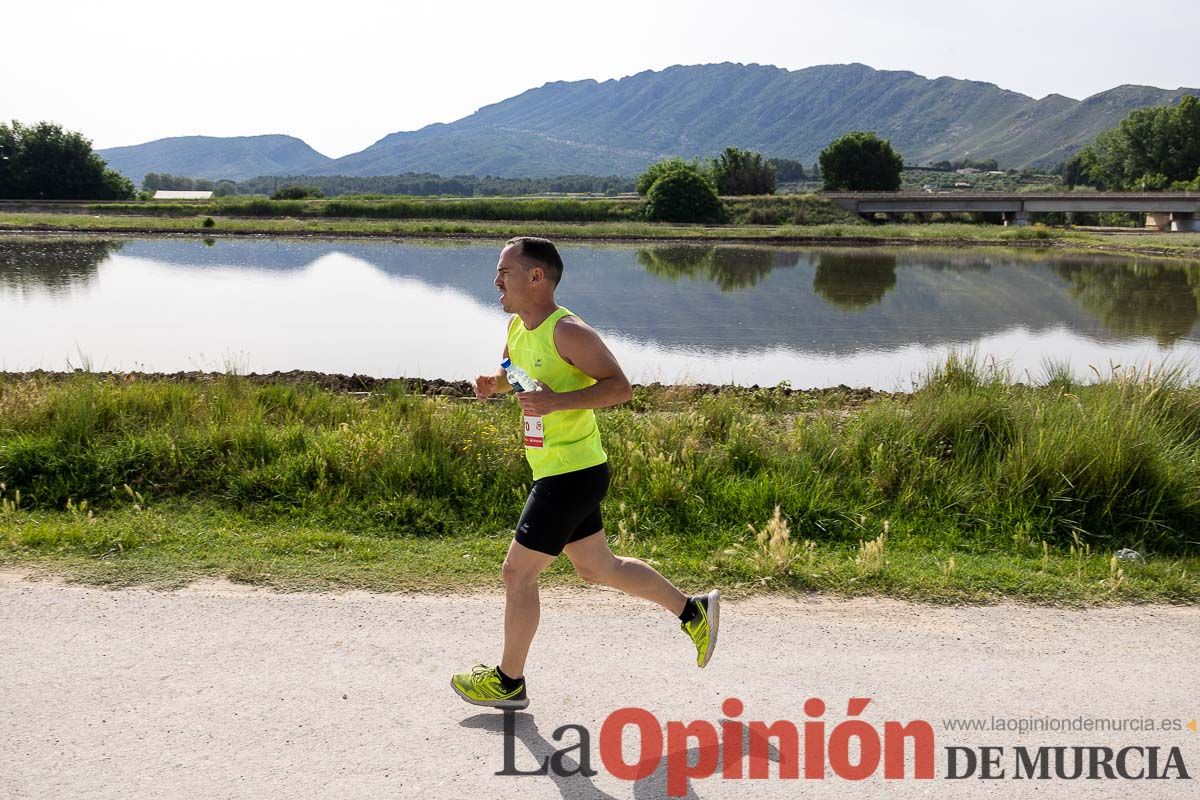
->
xmin=501 ymin=358 xmax=541 ymax=393
xmin=501 ymin=358 xmax=544 ymax=448
xmin=1115 ymin=548 xmax=1145 ymax=564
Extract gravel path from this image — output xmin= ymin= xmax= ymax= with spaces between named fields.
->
xmin=2 ymin=569 xmax=1196 ymax=799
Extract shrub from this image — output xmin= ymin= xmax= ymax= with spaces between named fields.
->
xmin=645 ymin=170 xmax=724 ymax=223
xmin=271 ymin=185 xmax=324 ymax=200
xmin=635 ymin=157 xmax=713 ymax=196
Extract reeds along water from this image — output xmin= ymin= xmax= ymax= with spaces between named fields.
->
xmin=90 ymin=194 xmax=864 ymax=225
xmin=99 ymin=197 xmax=644 ymax=222
xmin=0 ymin=354 xmax=1197 ymax=554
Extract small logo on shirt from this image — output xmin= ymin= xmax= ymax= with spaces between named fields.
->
xmin=534 ymin=358 xmax=543 ymax=368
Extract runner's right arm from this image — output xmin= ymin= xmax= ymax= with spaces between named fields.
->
xmin=474 ymin=343 xmax=512 ymax=399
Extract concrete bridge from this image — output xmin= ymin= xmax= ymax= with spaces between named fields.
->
xmin=825 ymin=192 xmax=1200 ymax=231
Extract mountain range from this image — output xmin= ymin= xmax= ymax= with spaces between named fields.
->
xmin=98 ymin=135 xmax=333 ymax=184
xmin=98 ymin=63 xmax=1199 ymax=182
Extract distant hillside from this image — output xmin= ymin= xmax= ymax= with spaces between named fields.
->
xmin=102 ymin=64 xmax=1199 ymax=179
xmin=923 ymin=83 xmax=1200 ymax=167
xmin=98 ymin=135 xmax=333 ymax=183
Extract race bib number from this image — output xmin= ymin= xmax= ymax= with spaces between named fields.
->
xmin=523 ymin=415 xmax=544 ymax=448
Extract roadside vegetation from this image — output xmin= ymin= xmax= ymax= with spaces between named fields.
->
xmin=2 ymin=357 xmax=1198 ymax=603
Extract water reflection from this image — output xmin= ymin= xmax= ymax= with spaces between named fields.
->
xmin=1055 ymin=260 xmax=1200 ymax=346
xmin=636 ymin=245 xmax=799 ymax=291
xmin=1 ymin=236 xmax=1198 ymax=387
xmin=812 ymin=251 xmax=897 ymax=310
xmin=0 ymin=239 xmax=125 ymax=296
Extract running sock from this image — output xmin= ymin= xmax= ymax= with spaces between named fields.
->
xmin=678 ymin=596 xmax=701 ymax=624
xmin=496 ymin=666 xmax=524 ymax=691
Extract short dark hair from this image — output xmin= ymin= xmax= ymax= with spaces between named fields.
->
xmin=506 ymin=236 xmax=563 ymax=286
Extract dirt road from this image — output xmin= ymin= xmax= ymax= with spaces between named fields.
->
xmin=2 ymin=570 xmax=1196 ymax=799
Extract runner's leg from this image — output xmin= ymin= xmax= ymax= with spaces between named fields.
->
xmin=563 ymin=530 xmax=688 ymax=615
xmin=499 ymin=538 xmax=556 ymax=680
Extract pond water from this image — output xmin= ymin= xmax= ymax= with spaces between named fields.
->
xmin=2 ymin=236 xmax=1198 ymax=389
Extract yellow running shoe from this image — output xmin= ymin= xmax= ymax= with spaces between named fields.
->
xmin=681 ymin=589 xmax=720 ymax=668
xmin=450 ymin=664 xmax=529 ymax=710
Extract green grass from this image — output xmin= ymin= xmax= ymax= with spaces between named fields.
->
xmin=6 ymin=502 xmax=1195 ymax=603
xmin=43 ymin=194 xmax=863 ymax=226
xmin=2 ymin=361 xmax=1198 ymax=603
xmin=104 ymin=196 xmax=648 ymax=222
xmin=2 ymin=211 xmax=871 ymax=239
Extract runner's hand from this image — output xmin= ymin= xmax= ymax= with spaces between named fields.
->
xmin=474 ymin=374 xmax=498 ymax=400
xmin=517 ymin=383 xmax=559 ymax=415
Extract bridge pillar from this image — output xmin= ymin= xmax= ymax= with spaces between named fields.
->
xmin=1145 ymin=212 xmax=1172 ymax=231
xmin=1171 ymin=212 xmax=1198 ymax=232
xmin=1003 ymin=211 xmax=1029 ymax=227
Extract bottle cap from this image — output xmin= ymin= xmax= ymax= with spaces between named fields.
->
xmin=500 ymin=358 xmax=511 ymax=369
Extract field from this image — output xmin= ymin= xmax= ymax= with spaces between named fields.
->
xmin=3 ymin=358 xmax=1198 ymax=603
xmin=0 ymin=194 xmax=861 ymax=225
xmin=6 ymin=191 xmax=1200 ymax=260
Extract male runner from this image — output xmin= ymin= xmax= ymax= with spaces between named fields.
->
xmin=451 ymin=236 xmax=719 ymax=710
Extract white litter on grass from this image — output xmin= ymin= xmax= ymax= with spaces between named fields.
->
xmin=1115 ymin=548 xmax=1145 ymax=564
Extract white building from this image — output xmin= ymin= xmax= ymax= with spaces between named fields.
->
xmin=152 ymin=190 xmax=213 ymax=200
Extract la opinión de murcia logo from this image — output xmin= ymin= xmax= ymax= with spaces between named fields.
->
xmin=494 ymin=698 xmax=1191 ymax=796
xmin=500 ymin=697 xmax=931 ymax=796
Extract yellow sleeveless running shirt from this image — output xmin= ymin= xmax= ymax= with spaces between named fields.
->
xmin=506 ymin=307 xmax=607 ymax=479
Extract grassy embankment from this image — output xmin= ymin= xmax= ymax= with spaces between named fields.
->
xmin=3 ymin=194 xmax=1199 ymax=258
xmin=2 ymin=195 xmax=847 ymax=224
xmin=2 ymin=358 xmax=1198 ymax=603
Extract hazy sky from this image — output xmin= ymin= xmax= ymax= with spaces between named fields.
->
xmin=6 ymin=0 xmax=1198 ymax=157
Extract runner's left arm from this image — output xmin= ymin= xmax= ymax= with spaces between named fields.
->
xmin=516 ymin=318 xmax=632 ymax=414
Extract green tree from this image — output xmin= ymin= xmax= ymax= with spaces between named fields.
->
xmin=1066 ymin=95 xmax=1200 ymax=190
xmin=271 ymin=184 xmax=324 ymax=200
xmin=766 ymin=158 xmax=806 ymax=182
xmin=644 ymin=169 xmax=723 ymax=223
xmin=635 ymin=157 xmax=713 ymax=196
xmin=0 ymin=125 xmax=16 ymax=192
xmin=710 ymin=147 xmax=776 ymax=195
xmin=1062 ymin=150 xmax=1102 ymax=189
xmin=145 ymin=173 xmax=221 ymax=192
xmin=0 ymin=121 xmax=134 ymax=200
xmin=819 ymin=132 xmax=904 ymax=191
xmin=1185 ymin=167 xmax=1200 ymax=191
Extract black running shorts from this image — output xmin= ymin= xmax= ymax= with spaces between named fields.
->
xmin=514 ymin=461 xmax=610 ymax=556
